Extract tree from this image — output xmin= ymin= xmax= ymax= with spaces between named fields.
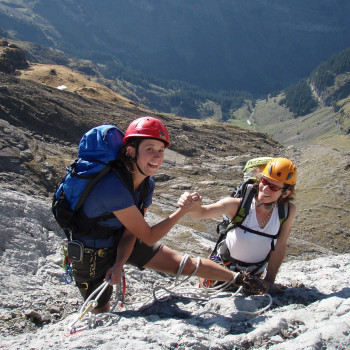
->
xmin=280 ymin=79 xmax=318 ymax=117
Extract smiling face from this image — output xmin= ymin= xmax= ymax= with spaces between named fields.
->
xmin=257 ymin=176 xmax=289 ymax=204
xmin=128 ymin=138 xmax=165 ymax=177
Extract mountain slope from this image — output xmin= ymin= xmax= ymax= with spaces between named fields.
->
xmin=251 ymin=98 xmax=340 ymax=146
xmin=1 ymin=0 xmax=350 ymax=94
xmin=226 ymin=48 xmax=350 ymax=146
xmin=1 ymin=40 xmax=349 ymax=259
xmin=19 ymin=62 xmax=135 ymax=107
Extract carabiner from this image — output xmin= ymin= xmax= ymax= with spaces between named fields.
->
xmin=62 ymin=265 xmax=73 ymax=284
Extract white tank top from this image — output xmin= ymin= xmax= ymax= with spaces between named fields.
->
xmin=225 ymin=197 xmax=280 ymax=263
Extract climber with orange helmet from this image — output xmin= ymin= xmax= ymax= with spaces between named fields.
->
xmin=71 ymin=116 xmax=268 ymax=314
xmin=179 ymin=157 xmax=297 ymax=294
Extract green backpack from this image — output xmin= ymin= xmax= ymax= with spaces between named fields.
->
xmin=212 ymin=157 xmax=289 ymax=260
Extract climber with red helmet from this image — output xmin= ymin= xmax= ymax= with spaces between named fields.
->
xmin=71 ymin=117 xmax=268 ymax=313
xmin=179 ymin=157 xmax=297 ymax=294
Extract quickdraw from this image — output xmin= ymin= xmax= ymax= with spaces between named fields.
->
xmin=62 ymin=245 xmax=73 ymax=284
xmin=67 ymin=279 xmax=125 ymax=334
xmin=67 ymin=270 xmax=127 ymax=334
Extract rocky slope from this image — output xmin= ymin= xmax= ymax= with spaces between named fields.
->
xmin=1 ymin=41 xmax=349 ymax=262
xmin=0 ymin=189 xmax=349 ymax=348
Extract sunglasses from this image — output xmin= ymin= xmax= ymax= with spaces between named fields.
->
xmin=260 ymin=177 xmax=284 ymax=192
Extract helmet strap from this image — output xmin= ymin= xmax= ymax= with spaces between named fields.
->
xmin=135 ymin=162 xmax=147 ymax=176
xmin=255 ymin=191 xmax=281 ymax=210
xmin=127 ymin=143 xmax=148 ymax=177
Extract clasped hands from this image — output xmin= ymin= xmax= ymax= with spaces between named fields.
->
xmin=177 ymin=191 xmax=202 ymax=212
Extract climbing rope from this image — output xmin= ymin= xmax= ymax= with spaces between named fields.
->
xmin=67 ymin=280 xmax=124 ymax=333
xmin=151 ymin=254 xmax=273 ymax=318
xmin=67 ymin=254 xmax=272 ymax=333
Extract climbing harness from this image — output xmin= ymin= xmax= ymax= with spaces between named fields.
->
xmin=66 ymin=255 xmax=272 ymax=334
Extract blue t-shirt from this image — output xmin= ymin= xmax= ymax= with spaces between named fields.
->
xmin=76 ymin=172 xmax=154 ymax=248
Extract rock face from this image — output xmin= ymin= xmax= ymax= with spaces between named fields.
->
xmin=0 ymin=188 xmax=349 ymax=349
xmin=0 ymin=40 xmax=28 ymax=73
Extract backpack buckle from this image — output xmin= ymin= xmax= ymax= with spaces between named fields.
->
xmin=97 ymin=249 xmax=108 ymax=258
xmin=76 ymin=282 xmax=89 ymax=290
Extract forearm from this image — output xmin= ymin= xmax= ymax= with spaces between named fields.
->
xmin=114 ymin=205 xmax=191 ymax=246
xmin=264 ymin=245 xmax=286 ymax=283
xmin=147 ymin=208 xmax=187 ymax=245
xmin=115 ymin=231 xmax=137 ymax=267
xmin=180 ymin=195 xmax=239 ymax=221
xmin=105 ymin=231 xmax=137 ymax=285
xmin=187 ymin=207 xmax=207 ymax=219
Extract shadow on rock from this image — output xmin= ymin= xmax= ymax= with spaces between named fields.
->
xmin=271 ymin=285 xmax=350 ymax=309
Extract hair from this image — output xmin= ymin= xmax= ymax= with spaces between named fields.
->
xmin=117 ymin=137 xmax=141 ymax=173
xmin=279 ymin=184 xmax=295 ymax=204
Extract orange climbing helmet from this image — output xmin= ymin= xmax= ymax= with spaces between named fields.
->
xmin=123 ymin=116 xmax=170 ymax=147
xmin=262 ymin=158 xmax=297 ymax=185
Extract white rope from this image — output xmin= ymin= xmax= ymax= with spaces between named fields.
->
xmin=153 ymin=254 xmax=207 ymax=302
xmin=67 ymin=255 xmax=273 ymax=333
xmin=150 ymin=255 xmax=273 ymax=318
xmin=192 ymin=291 xmax=273 ymax=319
xmin=67 ymin=280 xmax=123 ymax=333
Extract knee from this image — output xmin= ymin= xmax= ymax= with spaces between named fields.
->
xmin=180 ymin=256 xmax=198 ymax=276
xmin=92 ymin=301 xmax=110 ymax=314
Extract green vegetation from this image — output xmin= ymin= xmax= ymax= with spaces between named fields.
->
xmin=279 ymin=79 xmax=318 ymax=117
xmin=100 ymin=57 xmax=253 ymax=120
xmin=167 ymin=88 xmax=252 ymax=120
xmin=310 ymin=48 xmax=350 ymax=91
xmin=337 ymin=96 xmax=350 ymax=134
xmin=308 ymin=47 xmax=350 ymax=133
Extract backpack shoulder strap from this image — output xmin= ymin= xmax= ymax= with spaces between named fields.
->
xmin=227 ymin=184 xmax=256 ymax=230
xmin=138 ymin=177 xmax=150 ymax=215
xmin=211 ymin=184 xmax=256 ymax=257
xmin=74 ymin=162 xmax=113 ymax=213
xmin=111 ymin=160 xmax=134 ymax=193
xmin=231 ymin=178 xmax=256 ymax=198
xmin=277 ymin=202 xmax=289 ymax=225
xmin=111 ymin=160 xmax=150 ymax=215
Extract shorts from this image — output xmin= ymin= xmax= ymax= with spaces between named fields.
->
xmin=72 ymin=239 xmax=163 ymax=308
xmin=72 ymin=247 xmax=116 ymax=309
xmin=127 ymin=239 xmax=163 ymax=269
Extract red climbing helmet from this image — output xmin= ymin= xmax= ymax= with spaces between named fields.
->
xmin=123 ymin=116 xmax=170 ymax=147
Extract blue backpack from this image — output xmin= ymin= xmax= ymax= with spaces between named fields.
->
xmin=52 ymin=124 xmax=149 ymax=241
